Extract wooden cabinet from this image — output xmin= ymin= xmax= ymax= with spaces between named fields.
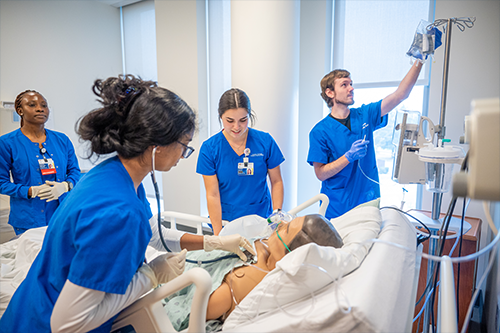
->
xmin=410 ymin=210 xmax=482 ymax=333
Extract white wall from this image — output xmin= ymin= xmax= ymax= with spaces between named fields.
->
xmin=231 ymin=0 xmax=301 ymax=211
xmin=0 ymin=0 xmax=122 ymax=224
xmin=0 ymin=0 xmax=123 ymax=173
xmin=423 ymin=0 xmax=500 ymax=291
xmin=155 ymin=0 xmax=204 ymax=215
xmin=153 ymin=0 xmax=334 ymax=216
xmin=123 ymin=0 xmax=157 ymax=81
xmin=297 ymin=0 xmax=332 ymax=212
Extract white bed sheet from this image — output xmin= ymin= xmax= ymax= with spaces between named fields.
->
xmin=0 ymin=226 xmax=45 ymax=317
xmin=0 ymin=208 xmax=419 ymax=333
xmin=222 ymin=208 xmax=419 ymax=333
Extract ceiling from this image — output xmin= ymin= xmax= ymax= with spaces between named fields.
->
xmin=97 ymin=0 xmax=143 ymax=8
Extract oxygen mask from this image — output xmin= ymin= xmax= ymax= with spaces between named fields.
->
xmin=263 ymin=210 xmax=294 ymax=238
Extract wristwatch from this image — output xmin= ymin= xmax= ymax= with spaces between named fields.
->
xmin=65 ymin=181 xmax=73 ymax=191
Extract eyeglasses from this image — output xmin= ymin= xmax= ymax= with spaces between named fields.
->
xmin=177 ymin=141 xmax=195 ymax=159
xmin=276 ymin=222 xmax=291 ymax=253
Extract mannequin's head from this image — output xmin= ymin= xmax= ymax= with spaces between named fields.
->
xmin=268 ymin=214 xmax=343 ymax=260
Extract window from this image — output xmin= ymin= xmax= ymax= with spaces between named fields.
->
xmin=352 ymin=86 xmax=425 ymax=210
xmin=121 ymin=0 xmax=162 ymax=213
xmin=332 ymin=0 xmax=433 ymax=210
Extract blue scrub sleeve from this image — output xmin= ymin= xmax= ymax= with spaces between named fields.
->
xmin=63 ymin=137 xmax=81 ymax=187
xmin=307 ymin=128 xmax=331 ymax=166
xmin=69 ymin=207 xmax=151 ymax=294
xmin=265 ymin=134 xmax=285 ymax=169
xmin=0 ymin=138 xmax=30 ymax=199
xmin=375 ymin=114 xmax=389 ymax=130
xmin=196 ymin=142 xmax=216 ymax=176
xmin=366 ymin=100 xmax=384 ymax=129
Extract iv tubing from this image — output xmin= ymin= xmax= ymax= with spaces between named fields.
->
xmin=413 ymin=283 xmax=438 ymax=322
xmin=358 ymin=162 xmax=379 ymax=185
xmin=366 ymin=230 xmax=499 ymax=264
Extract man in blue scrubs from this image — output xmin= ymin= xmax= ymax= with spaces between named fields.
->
xmin=308 ymin=61 xmax=423 ymax=219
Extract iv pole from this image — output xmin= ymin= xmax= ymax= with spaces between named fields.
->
xmin=430 ymin=17 xmax=452 ymax=221
xmin=421 ymin=17 xmax=475 ymax=333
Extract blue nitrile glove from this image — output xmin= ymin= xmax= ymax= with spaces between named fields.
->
xmin=345 ymin=139 xmax=369 ymax=163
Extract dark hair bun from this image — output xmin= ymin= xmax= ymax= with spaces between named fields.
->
xmin=77 ymin=75 xmax=196 ymax=159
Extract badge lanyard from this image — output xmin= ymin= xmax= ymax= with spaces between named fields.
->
xmin=237 ymin=148 xmax=254 ymax=176
xmin=38 ymin=146 xmax=57 ymax=176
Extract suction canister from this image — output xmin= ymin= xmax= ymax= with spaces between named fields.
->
xmin=418 ymin=143 xmax=463 ymax=193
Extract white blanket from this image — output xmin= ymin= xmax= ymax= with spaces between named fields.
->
xmin=223 ymin=207 xmax=419 ymax=332
xmin=0 ymin=207 xmax=419 ymax=333
xmin=0 ymin=226 xmax=46 ymax=318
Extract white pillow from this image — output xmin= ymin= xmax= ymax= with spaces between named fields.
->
xmin=219 ymin=215 xmax=268 ymax=239
xmin=223 ymin=206 xmax=382 ymax=330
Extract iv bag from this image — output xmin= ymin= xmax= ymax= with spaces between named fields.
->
xmin=407 ymin=19 xmax=443 ymax=63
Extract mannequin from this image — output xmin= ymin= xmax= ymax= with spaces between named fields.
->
xmin=164 ymin=213 xmax=343 ymax=331
xmin=206 ymin=214 xmax=343 ymax=320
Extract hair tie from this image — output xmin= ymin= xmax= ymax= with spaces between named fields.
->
xmin=117 ymin=86 xmax=143 ymax=117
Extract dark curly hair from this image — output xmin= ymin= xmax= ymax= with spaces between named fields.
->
xmin=77 ymin=75 xmax=196 ymax=159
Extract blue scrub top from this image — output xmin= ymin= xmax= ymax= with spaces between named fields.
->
xmin=197 ymin=128 xmax=284 ymax=222
xmin=0 ymin=156 xmax=152 ymax=333
xmin=307 ymin=101 xmax=387 ymax=219
xmin=0 ymin=128 xmax=81 ymax=230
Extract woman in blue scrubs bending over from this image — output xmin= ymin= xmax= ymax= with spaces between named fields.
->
xmin=0 ymin=76 xmax=254 ymax=333
xmin=0 ymin=90 xmax=80 ymax=235
xmin=197 ymin=89 xmax=285 ymax=235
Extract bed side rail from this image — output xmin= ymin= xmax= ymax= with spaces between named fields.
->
xmin=161 ymin=194 xmax=330 ymax=235
xmin=160 ymin=211 xmax=229 ymax=235
xmin=111 ymin=267 xmax=212 ymax=333
xmin=288 ymin=193 xmax=329 ymax=216
xmin=438 ymin=256 xmax=458 ymax=333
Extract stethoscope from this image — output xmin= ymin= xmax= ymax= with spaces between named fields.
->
xmin=151 ymin=146 xmax=240 ymax=264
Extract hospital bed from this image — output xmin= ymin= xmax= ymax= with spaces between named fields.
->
xmin=0 ymin=194 xmax=421 ymax=332
xmin=111 ymin=194 xmax=422 ymax=333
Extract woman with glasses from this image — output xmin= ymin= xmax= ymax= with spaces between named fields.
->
xmin=0 ymin=75 xmax=255 ymax=333
xmin=0 ymin=90 xmax=81 ymax=236
xmin=197 ymin=88 xmax=285 ymax=235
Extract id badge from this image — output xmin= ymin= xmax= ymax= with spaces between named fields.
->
xmin=237 ymin=162 xmax=254 ymax=176
xmin=38 ymin=158 xmax=56 ymax=175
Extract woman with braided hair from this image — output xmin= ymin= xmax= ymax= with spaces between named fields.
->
xmin=0 ymin=90 xmax=80 ymax=235
xmin=0 ymin=75 xmax=254 ymax=333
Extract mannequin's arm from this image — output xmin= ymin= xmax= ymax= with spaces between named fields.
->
xmin=206 ymin=265 xmax=268 ymax=320
xmin=206 ymin=281 xmax=232 ymax=320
